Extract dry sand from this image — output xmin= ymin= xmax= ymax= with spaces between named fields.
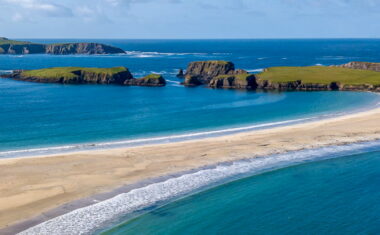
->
xmin=1 ymin=107 xmax=380 ymax=232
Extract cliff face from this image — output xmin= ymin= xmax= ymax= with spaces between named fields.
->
xmin=124 ymin=74 xmax=166 ymax=87
xmin=256 ymin=80 xmax=334 ymax=91
xmin=44 ymin=43 xmax=125 ymax=55
xmin=184 ymin=61 xmax=235 ymax=86
xmin=0 ymin=44 xmax=45 ymax=54
xmin=0 ymin=38 xmax=125 ymax=55
xmin=337 ymin=61 xmax=380 ymax=72
xmin=71 ymin=70 xmax=133 ymax=84
xmin=209 ymin=74 xmax=257 ymax=89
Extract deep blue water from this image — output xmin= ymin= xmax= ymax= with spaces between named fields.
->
xmin=104 ymin=149 xmax=380 ymax=235
xmin=1 ymin=39 xmax=380 ymax=156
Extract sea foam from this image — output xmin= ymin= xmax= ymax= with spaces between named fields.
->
xmin=18 ymin=140 xmax=380 ymax=235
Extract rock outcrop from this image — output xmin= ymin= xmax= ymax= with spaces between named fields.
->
xmin=3 ymin=67 xmax=133 ymax=84
xmin=124 ymin=74 xmax=166 ymax=87
xmin=336 ymin=61 xmax=380 ymax=72
xmin=0 ymin=37 xmax=125 ymax=55
xmin=184 ymin=61 xmax=235 ymax=86
xmin=209 ymin=74 xmax=257 ymax=89
xmin=44 ymin=43 xmax=125 ymax=55
xmin=176 ymin=69 xmax=184 ymax=78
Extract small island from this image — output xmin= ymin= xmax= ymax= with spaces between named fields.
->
xmin=0 ymin=37 xmax=125 ymax=55
xmin=3 ymin=67 xmax=166 ymax=87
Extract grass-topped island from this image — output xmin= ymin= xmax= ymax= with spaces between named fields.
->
xmin=256 ymin=64 xmax=380 ymax=91
xmin=2 ymin=67 xmax=166 ymax=87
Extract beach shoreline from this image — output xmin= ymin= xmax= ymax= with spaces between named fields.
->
xmin=1 ymin=106 xmax=380 ymax=234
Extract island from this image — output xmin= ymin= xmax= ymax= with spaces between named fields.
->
xmin=2 ymin=67 xmax=166 ymax=86
xmin=256 ymin=65 xmax=380 ymax=91
xmin=181 ymin=60 xmax=380 ymax=92
xmin=0 ymin=37 xmax=125 ymax=55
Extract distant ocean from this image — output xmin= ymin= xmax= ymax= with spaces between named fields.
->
xmin=2 ymin=39 xmax=380 ymax=234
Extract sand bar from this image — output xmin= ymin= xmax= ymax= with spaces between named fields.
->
xmin=1 ymin=107 xmax=380 ymax=233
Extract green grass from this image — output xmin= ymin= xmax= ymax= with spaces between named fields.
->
xmin=143 ymin=74 xmax=162 ymax=79
xmin=0 ymin=37 xmax=33 ymax=45
xmin=257 ymin=66 xmax=380 ymax=86
xmin=21 ymin=67 xmax=127 ymax=79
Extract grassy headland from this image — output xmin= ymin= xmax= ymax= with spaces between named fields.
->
xmin=257 ymin=66 xmax=380 ymax=86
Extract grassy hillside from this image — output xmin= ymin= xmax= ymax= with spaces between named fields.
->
xmin=0 ymin=37 xmax=33 ymax=45
xmin=257 ymin=66 xmax=380 ymax=86
xmin=21 ymin=67 xmax=128 ymax=79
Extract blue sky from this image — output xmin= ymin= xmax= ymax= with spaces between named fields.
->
xmin=1 ymin=0 xmax=380 ymax=38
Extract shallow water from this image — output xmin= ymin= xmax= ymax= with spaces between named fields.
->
xmin=1 ymin=39 xmax=380 ymax=157
xmin=104 ymin=148 xmax=380 ymax=235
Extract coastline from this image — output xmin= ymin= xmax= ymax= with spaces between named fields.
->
xmin=1 ymin=106 xmax=380 ymax=234
xmin=1 ymin=93 xmax=379 ymax=160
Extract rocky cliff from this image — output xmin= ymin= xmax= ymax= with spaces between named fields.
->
xmin=124 ymin=74 xmax=166 ymax=87
xmin=44 ymin=43 xmax=125 ymax=55
xmin=184 ymin=61 xmax=235 ymax=86
xmin=0 ymin=37 xmax=125 ymax=55
xmin=336 ymin=61 xmax=380 ymax=72
xmin=209 ymin=74 xmax=257 ymax=89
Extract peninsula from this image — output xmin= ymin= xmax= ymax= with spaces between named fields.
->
xmin=0 ymin=37 xmax=125 ymax=55
xmin=182 ymin=60 xmax=380 ymax=92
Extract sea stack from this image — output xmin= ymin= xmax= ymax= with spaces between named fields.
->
xmin=176 ymin=69 xmax=184 ymax=78
xmin=183 ymin=61 xmax=235 ymax=86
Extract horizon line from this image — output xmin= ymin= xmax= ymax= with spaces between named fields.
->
xmin=9 ymin=37 xmax=380 ymax=40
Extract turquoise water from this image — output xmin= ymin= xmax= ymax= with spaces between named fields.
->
xmin=104 ymin=149 xmax=380 ymax=235
xmin=2 ymin=39 xmax=380 ymax=157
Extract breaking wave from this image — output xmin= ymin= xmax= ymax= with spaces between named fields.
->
xmin=18 ymin=140 xmax=380 ymax=235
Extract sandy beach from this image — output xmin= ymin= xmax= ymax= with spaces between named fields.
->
xmin=1 ymin=107 xmax=380 ymax=233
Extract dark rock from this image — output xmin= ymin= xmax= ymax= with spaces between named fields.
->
xmin=124 ymin=74 xmax=166 ymax=87
xmin=184 ymin=61 xmax=235 ymax=86
xmin=176 ymin=69 xmax=184 ymax=78
xmin=209 ymin=74 xmax=257 ymax=89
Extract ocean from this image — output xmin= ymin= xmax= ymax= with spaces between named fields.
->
xmin=2 ymin=39 xmax=380 ymax=234
xmin=1 ymin=39 xmax=380 ymax=158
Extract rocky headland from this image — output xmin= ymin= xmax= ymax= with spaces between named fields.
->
xmin=0 ymin=37 xmax=125 ymax=55
xmin=180 ymin=60 xmax=380 ymax=92
xmin=2 ymin=67 xmax=166 ymax=87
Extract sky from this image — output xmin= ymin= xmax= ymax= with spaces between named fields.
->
xmin=1 ymin=0 xmax=380 ymax=39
